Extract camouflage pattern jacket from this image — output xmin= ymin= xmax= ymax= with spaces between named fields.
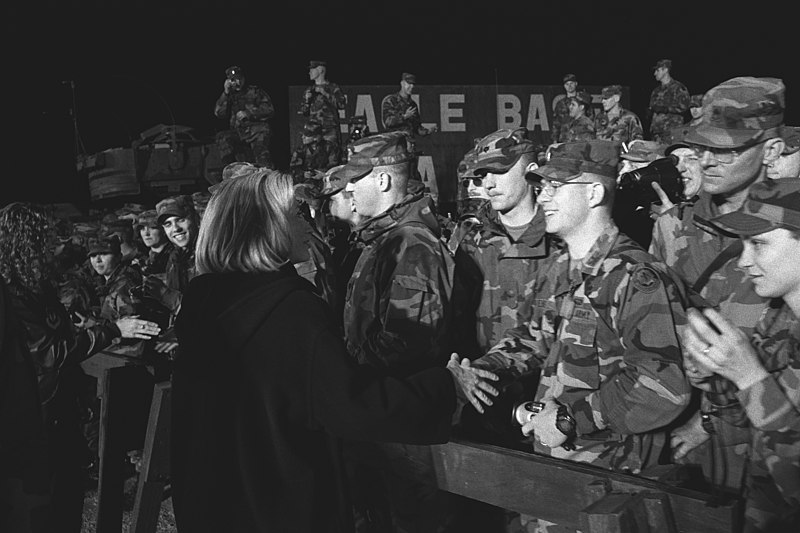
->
xmin=594 ymin=108 xmax=644 ymax=144
xmin=739 ymin=301 xmax=800 ymax=530
xmin=563 ymin=115 xmax=596 ymax=143
xmin=649 ymin=192 xmax=769 ymax=430
xmin=648 ymin=79 xmax=690 ymax=140
xmin=344 ymin=194 xmax=454 ymax=377
xmin=476 ymin=226 xmax=690 ymax=472
xmin=214 ymin=85 xmax=275 ymax=137
xmin=299 ymin=82 xmax=346 ymax=130
xmin=454 ymin=206 xmax=554 ymax=354
xmin=94 ymin=263 xmax=143 ymax=323
xmin=382 ymin=92 xmax=429 ymax=137
xmin=289 ymin=142 xmax=339 ymax=176
xmin=551 ymin=96 xmax=571 ymax=144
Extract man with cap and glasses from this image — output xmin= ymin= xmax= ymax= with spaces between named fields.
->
xmin=299 ymin=60 xmax=347 ymax=166
xmin=648 ymin=59 xmax=690 ymax=144
xmin=687 ymin=178 xmax=800 ymax=532
xmin=594 ymin=84 xmax=643 ymax=144
xmin=649 ymin=76 xmax=787 ymax=496
xmin=552 ymin=73 xmax=580 ymax=144
xmin=214 ymin=65 xmax=275 ymax=168
xmin=456 ymin=139 xmax=690 ymax=531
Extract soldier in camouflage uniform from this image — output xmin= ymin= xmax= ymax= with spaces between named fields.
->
xmin=594 ymin=85 xmax=643 ymax=144
xmin=688 ymin=178 xmax=800 ymax=532
xmin=648 ymin=59 xmax=690 ymax=145
xmin=214 ymin=66 xmax=275 ymax=168
xmin=650 ymin=77 xmax=788 ymax=495
xmin=562 ymin=92 xmax=595 ymax=143
xmin=299 ymin=60 xmax=347 ymax=166
xmin=340 ymin=132 xmax=457 ymax=533
xmin=551 ymin=74 xmax=579 ymax=144
xmin=87 ymin=235 xmax=142 ymax=325
xmin=687 ymin=94 xmax=704 ymax=127
xmin=459 ymin=140 xmax=690 ymax=474
xmin=289 ymin=121 xmax=339 ymax=182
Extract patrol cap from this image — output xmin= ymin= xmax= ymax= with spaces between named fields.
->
xmin=563 ymin=73 xmax=577 ymax=83
xmin=87 ymin=234 xmax=121 ymax=257
xmin=653 ymin=59 xmax=672 ymax=70
xmin=689 ymin=94 xmax=704 ymax=108
xmin=457 ymin=146 xmax=480 ymax=180
xmin=317 ymin=164 xmax=348 ymax=198
xmin=665 ymin=126 xmax=692 ymax=155
xmin=308 ymin=60 xmax=326 ymax=69
xmin=601 ymin=85 xmax=622 ymax=99
xmin=472 ymin=128 xmax=537 ymax=175
xmin=225 ymin=65 xmax=244 ymax=79
xmin=620 ymin=140 xmax=666 ymax=163
xmin=156 ymin=195 xmax=197 ymax=225
xmin=684 ymin=77 xmax=785 ymax=149
xmin=401 ymin=72 xmax=417 ymax=84
xmin=135 ymin=210 xmax=159 ymax=230
xmin=780 ymin=126 xmax=800 ymax=155
xmin=712 ymin=178 xmax=800 ymax=236
xmin=529 ymin=140 xmax=621 ymax=182
xmin=570 ymin=91 xmax=592 ymax=107
xmin=339 ymin=131 xmax=414 ymax=183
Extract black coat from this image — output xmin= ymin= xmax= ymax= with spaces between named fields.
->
xmin=171 ymin=267 xmax=455 ymax=533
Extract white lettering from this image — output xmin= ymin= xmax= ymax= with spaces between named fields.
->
xmin=417 ymin=155 xmax=438 ymax=202
xmin=497 ymin=94 xmax=522 ymax=129
xmin=440 ymin=94 xmax=465 ymax=132
xmin=353 ymin=95 xmax=379 ymax=133
xmin=526 ymin=94 xmax=549 ymax=132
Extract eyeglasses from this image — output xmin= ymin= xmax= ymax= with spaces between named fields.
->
xmin=532 ymin=178 xmax=595 ymax=196
xmin=686 ymin=144 xmax=745 ymax=165
xmin=461 ymin=177 xmax=483 ymax=188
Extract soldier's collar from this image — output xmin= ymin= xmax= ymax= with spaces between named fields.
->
xmin=576 ymin=224 xmax=620 ymax=277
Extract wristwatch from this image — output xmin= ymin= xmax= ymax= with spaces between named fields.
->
xmin=554 ymin=401 xmax=577 ymax=450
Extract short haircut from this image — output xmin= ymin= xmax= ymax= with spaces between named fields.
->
xmin=376 ymin=161 xmax=411 ymax=191
xmin=583 ymin=172 xmax=616 ymax=207
xmin=195 ymin=168 xmax=295 ymax=275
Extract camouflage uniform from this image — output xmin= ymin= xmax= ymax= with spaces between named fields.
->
xmin=562 ymin=115 xmax=595 ymax=143
xmin=214 ymin=84 xmax=275 ymax=168
xmin=477 ymin=226 xmax=691 ymax=472
xmin=594 ymin=108 xmax=644 ymax=144
xmin=648 ymin=78 xmax=690 ymax=144
xmin=738 ymin=302 xmax=800 ymax=531
xmin=93 ymin=263 xmax=142 ymax=324
xmin=551 ymin=96 xmax=571 ymax=144
xmin=293 ymin=208 xmax=338 ymax=308
xmin=343 ymin=193 xmax=454 ymax=376
xmin=289 ymin=124 xmax=339 ymax=179
xmin=299 ymin=81 xmax=346 ymax=166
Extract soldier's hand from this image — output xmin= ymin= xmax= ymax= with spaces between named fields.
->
xmin=649 ymin=182 xmax=675 ymax=219
xmin=235 ymin=110 xmax=248 ymax=122
xmin=446 ymin=353 xmax=499 ymax=414
xmin=224 ymin=79 xmax=233 ymax=94
xmin=116 ymin=316 xmax=161 ymax=339
xmin=403 ymin=107 xmax=417 ymax=119
xmin=670 ymin=412 xmax=710 ymax=462
xmin=427 ymin=124 xmax=439 ymax=134
xmin=521 ymin=398 xmax=566 ymax=448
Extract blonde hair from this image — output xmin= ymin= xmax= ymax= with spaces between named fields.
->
xmin=195 ymin=168 xmax=296 ymax=274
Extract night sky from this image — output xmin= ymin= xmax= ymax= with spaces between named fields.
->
xmin=6 ymin=1 xmax=798 ymax=206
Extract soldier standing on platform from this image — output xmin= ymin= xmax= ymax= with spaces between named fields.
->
xmin=552 ymin=73 xmax=579 ymax=144
xmin=648 ymin=59 xmax=690 ymax=145
xmin=594 ymin=84 xmax=644 ymax=144
xmin=299 ymin=60 xmax=347 ymax=166
xmin=214 ymin=65 xmax=275 ymax=168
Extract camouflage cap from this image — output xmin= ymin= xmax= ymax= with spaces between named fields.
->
xmin=620 ymin=139 xmax=666 ymax=162
xmin=689 ymin=94 xmax=704 ymax=108
xmin=86 ymin=234 xmax=121 ymax=257
xmin=318 ymin=164 xmax=348 ymax=198
xmin=712 ymin=178 xmax=800 ymax=236
xmin=135 ymin=209 xmax=159 ymax=230
xmin=653 ymin=59 xmax=672 ymax=70
xmin=473 ymin=128 xmax=537 ymax=175
xmin=225 ymin=65 xmax=244 ymax=79
xmin=563 ymin=73 xmax=577 ymax=83
xmin=780 ymin=125 xmax=800 ymax=155
xmin=570 ymin=91 xmax=592 ymax=107
xmin=309 ymin=60 xmax=326 ymax=69
xmin=156 ymin=195 xmax=197 ymax=225
xmin=685 ymin=77 xmax=785 ymax=149
xmin=457 ymin=146 xmax=481 ymax=180
xmin=401 ymin=72 xmax=417 ymax=84
xmin=601 ymin=85 xmax=622 ymax=99
xmin=529 ymin=140 xmax=621 ymax=182
xmin=339 ymin=131 xmax=414 ymax=182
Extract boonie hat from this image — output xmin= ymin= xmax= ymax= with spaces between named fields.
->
xmin=528 ymin=140 xmax=621 ymax=182
xmin=339 ymin=131 xmax=414 ymax=183
xmin=712 ymin=178 xmax=800 ymax=236
xmin=472 ymin=128 xmax=537 ymax=175
xmin=684 ymin=76 xmax=785 ymax=149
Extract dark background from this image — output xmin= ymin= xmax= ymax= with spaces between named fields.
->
xmin=5 ymin=1 xmax=798 ymax=206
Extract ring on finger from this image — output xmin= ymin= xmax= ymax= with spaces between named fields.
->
xmin=702 ymin=345 xmax=712 ymax=355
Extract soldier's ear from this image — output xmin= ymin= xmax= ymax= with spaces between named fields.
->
xmin=376 ymin=171 xmax=392 ymax=192
xmin=587 ymin=181 xmax=606 ymax=208
xmin=762 ymin=137 xmax=785 ymax=166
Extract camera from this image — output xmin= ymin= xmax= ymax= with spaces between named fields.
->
xmin=617 ymin=154 xmax=683 ymax=210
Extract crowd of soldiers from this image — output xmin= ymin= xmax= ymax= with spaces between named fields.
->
xmin=3 ymin=60 xmax=800 ymax=533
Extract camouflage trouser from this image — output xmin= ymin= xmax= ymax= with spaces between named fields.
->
xmin=215 ymin=125 xmax=273 ymax=169
xmin=321 ymin=126 xmax=342 ymax=167
xmin=649 ymin=114 xmax=685 ymax=145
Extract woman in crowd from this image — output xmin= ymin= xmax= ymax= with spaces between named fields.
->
xmin=686 ymin=178 xmax=800 ymax=532
xmin=170 ymin=166 xmax=498 ymax=533
xmin=0 ymin=202 xmax=161 ymax=533
xmin=133 ymin=209 xmax=172 ymax=277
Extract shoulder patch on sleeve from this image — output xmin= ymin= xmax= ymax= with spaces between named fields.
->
xmin=631 ymin=265 xmax=661 ymax=294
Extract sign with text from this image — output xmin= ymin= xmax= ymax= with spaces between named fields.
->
xmin=288 ymin=85 xmax=628 ymax=205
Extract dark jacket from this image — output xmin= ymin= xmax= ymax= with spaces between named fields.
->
xmin=171 ymin=267 xmax=456 ymax=533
